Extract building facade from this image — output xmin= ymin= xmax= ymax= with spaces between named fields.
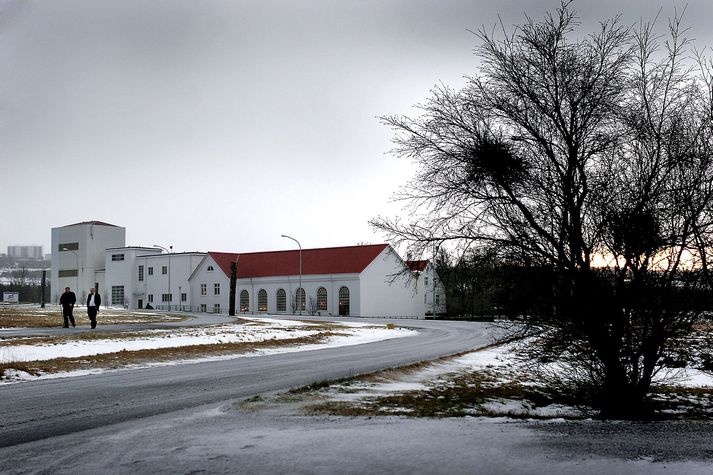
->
xmin=49 ymin=221 xmax=446 ymax=317
xmin=406 ymin=260 xmax=447 ymax=316
xmin=50 ymin=221 xmax=126 ymax=303
xmin=189 ymin=244 xmax=432 ymax=317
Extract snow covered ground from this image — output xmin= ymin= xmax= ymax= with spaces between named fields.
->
xmin=0 ymin=317 xmax=416 ymax=383
xmin=303 ymin=341 xmax=713 ymax=419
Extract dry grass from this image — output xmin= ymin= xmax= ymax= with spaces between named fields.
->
xmin=0 ymin=305 xmax=188 ymax=328
xmin=301 ymin=370 xmax=560 ymax=418
xmin=0 ymin=331 xmax=345 ymax=378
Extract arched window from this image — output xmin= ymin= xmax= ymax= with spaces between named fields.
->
xmin=276 ymin=288 xmax=286 ymax=312
xmin=296 ymin=287 xmax=306 ymax=312
xmin=207 ymin=265 xmax=214 ymax=272
xmin=258 ymin=289 xmax=268 ymax=312
xmin=240 ymin=290 xmax=249 ymax=312
xmin=338 ymin=286 xmax=350 ymax=316
xmin=317 ymin=287 xmax=327 ymax=311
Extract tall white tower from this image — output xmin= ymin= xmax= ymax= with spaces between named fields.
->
xmin=50 ymin=221 xmax=126 ymax=303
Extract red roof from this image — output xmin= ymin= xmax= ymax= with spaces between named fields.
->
xmin=405 ymin=260 xmax=429 ymax=272
xmin=208 ymin=244 xmax=389 ymax=278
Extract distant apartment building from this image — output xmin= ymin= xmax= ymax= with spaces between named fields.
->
xmin=7 ymin=245 xmax=44 ymax=260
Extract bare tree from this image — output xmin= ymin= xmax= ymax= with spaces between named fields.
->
xmin=372 ymin=2 xmax=713 ymax=417
xmin=308 ymin=296 xmax=318 ymax=316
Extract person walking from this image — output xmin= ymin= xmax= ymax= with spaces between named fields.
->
xmin=86 ymin=287 xmax=101 ymax=329
xmin=59 ymin=287 xmax=76 ymax=328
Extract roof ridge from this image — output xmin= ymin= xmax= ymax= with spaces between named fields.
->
xmin=208 ymin=243 xmax=387 ymax=256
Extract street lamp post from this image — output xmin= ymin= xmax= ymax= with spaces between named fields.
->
xmin=281 ymin=234 xmax=302 ymax=315
xmin=154 ymin=244 xmax=172 ymax=311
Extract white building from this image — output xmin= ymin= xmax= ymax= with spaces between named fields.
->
xmin=406 ymin=260 xmax=447 ymax=316
xmin=189 ymin=244 xmax=439 ymax=318
xmin=50 ymin=221 xmax=126 ymax=303
xmin=101 ymin=247 xmax=206 ymax=310
xmin=49 ymin=221 xmax=446 ymax=317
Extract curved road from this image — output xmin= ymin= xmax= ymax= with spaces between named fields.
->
xmin=0 ymin=317 xmax=497 ymax=449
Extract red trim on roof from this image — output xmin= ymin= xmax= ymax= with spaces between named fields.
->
xmin=209 ymin=244 xmax=389 ymax=278
xmin=405 ymin=260 xmax=428 ymax=272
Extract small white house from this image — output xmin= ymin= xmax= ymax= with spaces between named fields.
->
xmin=189 ymin=244 xmax=438 ymax=317
xmin=406 ymin=260 xmax=447 ymax=316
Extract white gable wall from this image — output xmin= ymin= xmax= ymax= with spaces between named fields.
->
xmin=420 ymin=262 xmax=447 ymax=316
xmin=190 ymin=255 xmax=230 ymax=313
xmin=359 ymin=247 xmax=422 ymax=317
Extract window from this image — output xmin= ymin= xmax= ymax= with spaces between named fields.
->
xmin=148 ymin=294 xmax=154 ymax=303
xmin=240 ymin=290 xmax=249 ymax=312
xmin=201 ymin=284 xmax=207 ymax=296
xmin=58 ymin=242 xmax=79 ymax=252
xmin=162 ymin=266 xmax=168 ymax=275
xmin=148 ymin=267 xmax=154 ymax=275
xmin=181 ymin=293 xmax=187 ymax=302
xmin=214 ymin=283 xmax=220 ymax=295
xmin=207 ymin=265 xmax=214 ymax=272
xmin=213 ymin=303 xmax=221 ymax=313
xmin=138 ymin=265 xmax=144 ymax=281
xmin=58 ymin=269 xmax=78 ymax=278
xmin=435 ymin=294 xmax=440 ymax=305
xmin=424 ymin=276 xmax=429 ymax=286
xmin=111 ymin=254 xmax=125 ymax=261
xmin=296 ymin=288 xmax=306 ymax=311
xmin=200 ymin=304 xmax=207 ymax=312
xmin=162 ymin=293 xmax=172 ymax=302
xmin=338 ymin=287 xmax=350 ymax=316
xmin=317 ymin=287 xmax=327 ymax=311
xmin=424 ymin=294 xmax=427 ymax=304
xmin=258 ymin=289 xmax=267 ymax=312
xmin=276 ymin=289 xmax=286 ymax=312
xmin=111 ymin=286 xmax=125 ymax=306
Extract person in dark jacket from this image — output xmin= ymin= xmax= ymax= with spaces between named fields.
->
xmin=59 ymin=287 xmax=76 ymax=328
xmin=86 ymin=288 xmax=101 ymax=329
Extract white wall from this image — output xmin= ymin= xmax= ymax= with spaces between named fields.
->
xmin=420 ymin=262 xmax=447 ymax=316
xmin=359 ymin=247 xmax=422 ymax=317
xmin=135 ymin=252 xmax=205 ymax=310
xmin=189 ymin=255 xmax=229 ymax=313
xmin=104 ymin=247 xmax=156 ymax=308
xmin=189 ymin=255 xmax=362 ymax=316
xmin=235 ymin=274 xmax=360 ymax=316
xmin=50 ymin=223 xmax=125 ymax=303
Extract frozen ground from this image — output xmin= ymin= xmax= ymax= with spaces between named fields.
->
xmin=0 ymin=316 xmax=416 ymax=383
xmin=2 ymin=389 xmax=713 ymax=474
xmin=2 ymin=319 xmax=713 ymax=473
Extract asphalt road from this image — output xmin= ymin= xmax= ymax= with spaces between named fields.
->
xmin=0 ymin=317 xmax=497 ymax=449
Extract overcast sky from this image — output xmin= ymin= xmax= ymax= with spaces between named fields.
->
xmin=2 ymin=0 xmax=712 ymax=255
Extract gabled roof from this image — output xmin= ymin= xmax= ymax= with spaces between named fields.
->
xmin=207 ymin=244 xmax=389 ymax=279
xmin=405 ymin=260 xmax=429 ymax=272
xmin=62 ymin=220 xmax=120 ymax=228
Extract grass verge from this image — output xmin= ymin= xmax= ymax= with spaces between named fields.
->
xmin=0 ymin=331 xmax=345 ymax=379
xmin=0 ymin=306 xmax=188 ymax=328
